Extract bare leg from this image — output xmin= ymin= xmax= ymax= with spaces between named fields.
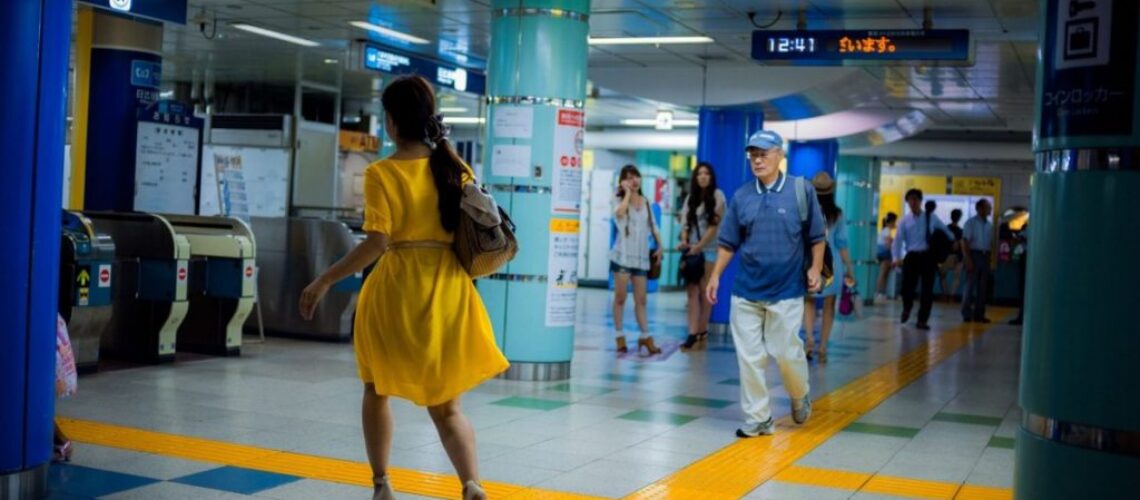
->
xmin=361 ymin=385 xmax=393 ymax=482
xmin=802 ymin=298 xmax=816 ymax=354
xmin=427 ymin=398 xmax=482 ymax=495
xmin=686 ymin=284 xmax=701 ymax=335
xmin=613 ymin=272 xmax=630 ymax=336
xmin=876 ymin=261 xmax=890 ymax=295
xmin=821 ymin=296 xmax=836 ymax=359
xmin=632 ymin=276 xmax=650 ymax=335
xmin=698 ymin=262 xmax=715 ymax=334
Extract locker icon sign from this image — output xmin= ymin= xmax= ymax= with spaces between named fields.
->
xmin=1064 ymin=19 xmax=1098 ymax=60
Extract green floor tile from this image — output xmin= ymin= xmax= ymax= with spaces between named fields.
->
xmin=718 ymin=378 xmax=740 ymax=385
xmin=602 ymin=374 xmax=641 ymax=383
xmin=547 ymin=383 xmax=615 ymax=396
xmin=843 ymin=422 xmax=920 ymax=439
xmin=490 ymin=397 xmax=569 ymax=411
xmin=618 ymin=410 xmax=698 ymax=426
xmin=988 ymin=436 xmax=1016 ymax=449
xmin=932 ymin=412 xmax=1004 ymax=427
xmin=667 ymin=396 xmax=735 ymax=409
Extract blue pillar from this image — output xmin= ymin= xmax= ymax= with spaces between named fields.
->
xmin=479 ymin=0 xmax=589 ymax=380
xmin=696 ymin=107 xmax=764 ymax=329
xmin=81 ymin=11 xmax=163 ymax=211
xmin=1 ymin=0 xmax=70 ymax=496
xmin=835 ymin=156 xmax=880 ymax=304
xmin=787 ymin=139 xmax=838 ymax=180
xmin=1015 ymin=1 xmax=1140 ymax=498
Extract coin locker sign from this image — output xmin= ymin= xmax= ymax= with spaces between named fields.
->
xmin=1038 ymin=0 xmax=1139 ymax=148
xmin=551 ymin=109 xmax=584 ymax=215
xmin=545 ymin=219 xmax=580 ymax=327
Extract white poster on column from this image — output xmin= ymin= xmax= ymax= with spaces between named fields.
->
xmin=545 ymin=218 xmax=580 ymax=327
xmin=551 ymin=108 xmax=584 ymax=215
xmin=134 ymin=122 xmax=199 ymax=214
xmin=492 ymin=106 xmax=534 ymax=139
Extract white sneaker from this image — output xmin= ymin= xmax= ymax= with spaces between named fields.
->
xmin=735 ymin=418 xmax=775 ymax=438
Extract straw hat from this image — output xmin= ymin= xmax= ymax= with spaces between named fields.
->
xmin=811 ymin=171 xmax=835 ymax=195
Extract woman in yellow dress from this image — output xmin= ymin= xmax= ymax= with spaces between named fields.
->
xmin=299 ymin=76 xmax=508 ymax=500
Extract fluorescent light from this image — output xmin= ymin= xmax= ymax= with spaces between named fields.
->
xmin=439 ymin=107 xmax=468 ymax=113
xmin=350 ymin=21 xmax=430 ymax=45
xmin=324 ymin=58 xmax=339 ymax=64
xmin=232 ymin=23 xmax=319 ymax=47
xmin=589 ymin=36 xmax=714 ymax=45
xmin=621 ymin=118 xmax=699 ymax=127
xmin=442 ymin=117 xmax=485 ymax=125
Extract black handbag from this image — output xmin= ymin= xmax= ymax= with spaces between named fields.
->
xmin=679 ymin=225 xmax=707 ymax=285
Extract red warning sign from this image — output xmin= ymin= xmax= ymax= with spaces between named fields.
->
xmin=245 ymin=266 xmax=254 ymax=278
xmin=98 ymin=264 xmax=111 ymax=288
xmin=177 ymin=267 xmax=187 ymax=281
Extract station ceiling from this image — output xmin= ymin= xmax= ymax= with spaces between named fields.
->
xmin=161 ymin=0 xmax=1040 ymax=136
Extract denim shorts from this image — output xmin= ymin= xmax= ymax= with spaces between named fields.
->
xmin=610 ymin=261 xmax=648 ymax=277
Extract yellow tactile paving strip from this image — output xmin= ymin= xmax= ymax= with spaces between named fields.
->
xmin=58 ymin=417 xmax=603 ymax=500
xmin=622 ymin=311 xmax=1012 ymax=500
xmin=774 ymin=465 xmax=1013 ymax=500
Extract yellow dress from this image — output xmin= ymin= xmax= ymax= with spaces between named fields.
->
xmin=355 ymin=157 xmax=509 ymax=406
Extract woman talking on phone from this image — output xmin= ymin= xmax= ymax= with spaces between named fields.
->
xmin=610 ymin=165 xmax=664 ymax=356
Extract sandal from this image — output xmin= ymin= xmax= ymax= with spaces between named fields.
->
xmin=463 ymin=480 xmax=487 ymax=500
xmin=52 ymin=441 xmax=73 ymax=463
xmin=372 ymin=475 xmax=394 ymax=500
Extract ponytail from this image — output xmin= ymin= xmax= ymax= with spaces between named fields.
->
xmin=428 ymin=138 xmax=465 ymax=232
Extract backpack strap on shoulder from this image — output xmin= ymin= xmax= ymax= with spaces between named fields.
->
xmin=794 ymin=176 xmax=808 ymax=224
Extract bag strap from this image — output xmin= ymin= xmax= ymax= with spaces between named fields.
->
xmin=794 ymin=176 xmax=808 ymax=224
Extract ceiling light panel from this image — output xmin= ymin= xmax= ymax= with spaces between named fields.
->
xmin=231 ymin=23 xmax=320 ymax=47
xmin=350 ymin=21 xmax=430 ymax=45
xmin=588 ymin=36 xmax=715 ymax=45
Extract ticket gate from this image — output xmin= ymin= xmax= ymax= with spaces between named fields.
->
xmin=59 ymin=211 xmax=116 ymax=371
xmin=85 ymin=212 xmax=190 ymax=363
xmin=248 ymin=217 xmax=367 ymax=341
xmin=164 ymin=215 xmax=257 ymax=356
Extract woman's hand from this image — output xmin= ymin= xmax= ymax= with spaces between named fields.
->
xmin=653 ymin=248 xmax=663 ymax=261
xmin=677 ymin=242 xmax=690 ymax=252
xmin=844 ymin=272 xmax=857 ymax=287
xmin=299 ymin=278 xmax=331 ymax=320
xmin=686 ymin=246 xmax=702 ymax=257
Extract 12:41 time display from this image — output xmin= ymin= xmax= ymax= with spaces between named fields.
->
xmin=767 ymin=36 xmax=817 ymax=53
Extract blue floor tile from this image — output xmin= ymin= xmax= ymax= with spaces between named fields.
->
xmin=172 ymin=466 xmax=301 ymax=495
xmin=49 ymin=464 xmax=157 ymax=498
xmin=45 ymin=492 xmax=94 ymax=500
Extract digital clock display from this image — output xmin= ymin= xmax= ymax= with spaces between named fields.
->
xmin=752 ymin=30 xmax=971 ymax=65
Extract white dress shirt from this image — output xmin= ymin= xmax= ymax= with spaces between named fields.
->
xmin=892 ymin=211 xmax=954 ymax=261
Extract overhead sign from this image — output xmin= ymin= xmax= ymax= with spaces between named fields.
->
xmin=356 ymin=43 xmax=486 ymax=95
xmin=751 ymin=29 xmax=971 ymax=65
xmin=1037 ymin=0 xmax=1138 ymax=150
xmin=78 ymin=0 xmax=188 ymax=25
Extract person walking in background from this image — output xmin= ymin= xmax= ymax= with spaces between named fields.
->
xmin=678 ymin=162 xmax=726 ymax=350
xmin=1009 ymin=223 xmax=1029 ymax=326
xmin=961 ymin=199 xmax=994 ymax=323
xmin=938 ymin=209 xmax=965 ymax=301
xmin=875 ymin=212 xmax=898 ymax=300
xmin=611 ymin=164 xmax=664 ymax=356
xmin=706 ymin=130 xmax=823 ymax=437
xmin=299 ymin=76 xmax=507 ymax=500
xmin=893 ymin=189 xmax=954 ymax=330
xmin=802 ymin=172 xmax=855 ymax=363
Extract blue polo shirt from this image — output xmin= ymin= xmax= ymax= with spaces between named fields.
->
xmin=717 ymin=173 xmax=826 ymax=302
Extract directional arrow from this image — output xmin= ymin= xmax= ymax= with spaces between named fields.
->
xmin=77 ymin=269 xmax=90 ymax=286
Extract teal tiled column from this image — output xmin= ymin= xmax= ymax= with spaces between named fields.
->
xmin=1015 ymin=1 xmax=1140 ymax=497
xmin=479 ymin=0 xmax=590 ymax=380
xmin=836 ymin=156 xmax=880 ymax=305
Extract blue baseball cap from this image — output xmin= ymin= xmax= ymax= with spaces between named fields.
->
xmin=745 ymin=130 xmax=784 ymax=150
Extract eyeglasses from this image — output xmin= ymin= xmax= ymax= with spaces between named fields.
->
xmin=746 ymin=150 xmax=779 ymax=161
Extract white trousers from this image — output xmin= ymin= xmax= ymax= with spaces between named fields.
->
xmin=730 ymin=295 xmax=811 ymax=425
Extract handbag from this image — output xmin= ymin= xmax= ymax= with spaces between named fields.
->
xmin=453 ymin=184 xmax=519 ymax=278
xmin=646 ymin=200 xmax=662 ymax=280
xmin=679 ymin=224 xmax=706 ymax=285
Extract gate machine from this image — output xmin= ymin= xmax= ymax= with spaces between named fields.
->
xmin=59 ymin=211 xmax=116 ymax=371
xmin=163 ymin=214 xmax=257 ymax=356
xmin=85 ymin=212 xmax=190 ymax=363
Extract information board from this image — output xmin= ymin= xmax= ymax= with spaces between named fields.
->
xmin=752 ymin=29 xmax=971 ymax=65
xmin=358 ymin=42 xmax=486 ymax=95
xmin=134 ymin=102 xmax=202 ymax=215
xmin=198 ymin=145 xmax=290 ymax=218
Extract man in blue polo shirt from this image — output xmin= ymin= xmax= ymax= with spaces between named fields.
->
xmin=706 ymin=130 xmax=825 ymax=437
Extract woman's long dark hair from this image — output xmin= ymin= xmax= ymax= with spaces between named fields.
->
xmin=818 ymin=193 xmax=841 ymax=225
xmin=687 ymin=162 xmax=719 ymax=230
xmin=381 ymin=76 xmax=465 ymax=232
xmin=616 ymin=164 xmax=643 ymax=198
